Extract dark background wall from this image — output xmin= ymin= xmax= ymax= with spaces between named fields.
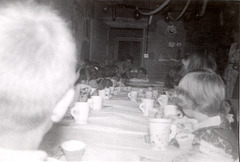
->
xmin=32 ymin=0 xmax=238 ymax=81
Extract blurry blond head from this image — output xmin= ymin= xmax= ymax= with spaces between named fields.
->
xmin=0 ymin=2 xmax=77 ymax=139
xmin=177 ymin=70 xmax=226 ymax=117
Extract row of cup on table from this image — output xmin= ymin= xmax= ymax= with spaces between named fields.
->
xmin=80 ymin=86 xmax=127 ymax=101
xmin=128 ymin=89 xmax=160 ymax=102
xmin=98 ymin=86 xmax=132 ymax=99
xmin=131 ymin=93 xmax=170 ymax=117
xmin=71 ymin=86 xmax=142 ymax=124
xmin=72 ymin=86 xmax=129 ymax=124
xmin=71 ymin=95 xmax=103 ymax=124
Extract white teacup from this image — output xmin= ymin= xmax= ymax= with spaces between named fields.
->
xmin=149 ymin=118 xmax=177 ymax=150
xmin=176 ymin=133 xmax=195 ymax=150
xmin=139 ymin=99 xmax=154 ymax=116
xmin=145 ymin=91 xmax=153 ymax=99
xmin=71 ymin=102 xmax=89 ymax=124
xmin=88 ymin=96 xmax=102 ymax=111
xmin=128 ymin=91 xmax=138 ymax=102
xmin=98 ymin=89 xmax=106 ymax=99
xmin=61 ymin=140 xmax=86 ymax=161
xmin=164 ymin=105 xmax=183 ymax=118
xmin=157 ymin=94 xmax=169 ymax=108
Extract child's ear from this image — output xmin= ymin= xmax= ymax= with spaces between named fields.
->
xmin=51 ymin=88 xmax=75 ymax=123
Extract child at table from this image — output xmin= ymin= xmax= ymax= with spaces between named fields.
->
xmin=136 ymin=67 xmax=148 ymax=80
xmin=164 ymin=67 xmax=181 ymax=89
xmin=170 ymin=70 xmax=238 ymax=160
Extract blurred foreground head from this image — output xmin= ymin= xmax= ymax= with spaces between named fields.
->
xmin=0 ymin=1 xmax=77 ymax=149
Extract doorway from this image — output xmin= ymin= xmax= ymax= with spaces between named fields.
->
xmin=118 ymin=41 xmax=141 ymax=67
xmin=114 ymin=37 xmax=143 ymax=68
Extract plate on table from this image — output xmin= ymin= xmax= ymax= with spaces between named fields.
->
xmin=129 ymin=78 xmax=150 ymax=82
xmin=125 ymin=81 xmax=164 ymax=88
xmin=125 ymin=81 xmax=153 ymax=88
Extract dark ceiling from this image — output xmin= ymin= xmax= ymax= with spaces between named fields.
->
xmin=86 ymin=0 xmax=239 ymax=29
xmin=93 ymin=0 xmax=238 ymax=11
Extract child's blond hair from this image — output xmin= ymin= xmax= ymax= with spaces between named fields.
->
xmin=173 ymin=70 xmax=227 ymax=116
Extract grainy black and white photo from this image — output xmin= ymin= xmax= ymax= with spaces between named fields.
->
xmin=0 ymin=0 xmax=239 ymax=161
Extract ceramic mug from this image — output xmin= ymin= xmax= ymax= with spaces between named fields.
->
xmin=139 ymin=99 xmax=154 ymax=116
xmin=157 ymin=94 xmax=169 ymax=108
xmin=128 ymin=91 xmax=138 ymax=102
xmin=71 ymin=102 xmax=90 ymax=124
xmin=88 ymin=96 xmax=102 ymax=111
xmin=61 ymin=140 xmax=86 ymax=161
xmin=149 ymin=118 xmax=177 ymax=150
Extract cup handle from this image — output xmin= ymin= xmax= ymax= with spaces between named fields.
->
xmin=169 ymin=124 xmax=177 ymax=142
xmin=157 ymin=98 xmax=161 ymax=105
xmin=70 ymin=108 xmax=76 ymax=118
xmin=139 ymin=103 xmax=145 ymax=113
xmin=88 ymin=99 xmax=93 ymax=109
xmin=128 ymin=93 xmax=131 ymax=99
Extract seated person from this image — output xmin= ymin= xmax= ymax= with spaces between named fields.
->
xmin=76 ymin=63 xmax=99 ymax=88
xmin=114 ymin=55 xmax=134 ymax=79
xmin=103 ymin=65 xmax=117 ymax=78
xmin=112 ymin=65 xmax=121 ymax=81
xmin=98 ymin=78 xmax=113 ymax=90
xmin=74 ymin=63 xmax=99 ymax=102
xmin=136 ymin=67 xmax=148 ymax=80
xmin=0 ymin=2 xmax=77 ymax=160
xmin=169 ymin=70 xmax=238 ymax=160
xmin=165 ymin=67 xmax=181 ymax=89
xmin=107 ymin=65 xmax=122 ymax=86
xmin=179 ymin=50 xmax=217 ymax=77
xmin=76 ymin=68 xmax=88 ymax=84
xmin=97 ymin=65 xmax=114 ymax=89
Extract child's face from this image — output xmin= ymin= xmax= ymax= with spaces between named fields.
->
xmin=137 ymin=70 xmax=145 ymax=78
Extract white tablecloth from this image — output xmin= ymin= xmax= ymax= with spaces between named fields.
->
xmin=40 ymin=93 xmax=185 ymax=161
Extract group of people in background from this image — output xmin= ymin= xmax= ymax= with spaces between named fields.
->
xmin=75 ymin=55 xmax=149 ymax=90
